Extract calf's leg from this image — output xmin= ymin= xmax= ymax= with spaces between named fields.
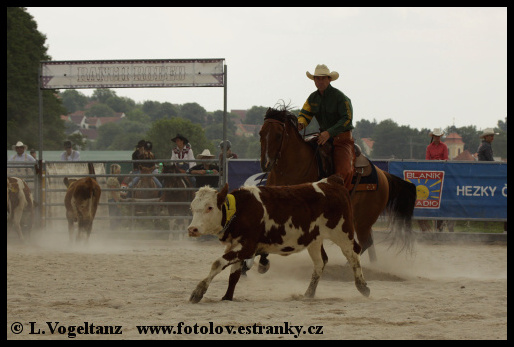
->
xmin=330 ymin=232 xmax=370 ymax=297
xmin=190 ymin=257 xmax=234 ymax=303
xmin=304 ymin=239 xmax=325 ymax=298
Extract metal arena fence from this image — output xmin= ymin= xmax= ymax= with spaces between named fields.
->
xmin=7 ymin=159 xmax=219 ymax=235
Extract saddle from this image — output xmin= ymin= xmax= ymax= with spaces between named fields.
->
xmin=305 ymin=135 xmax=378 ymax=194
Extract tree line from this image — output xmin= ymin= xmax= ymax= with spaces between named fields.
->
xmin=7 ymin=7 xmax=507 ymax=161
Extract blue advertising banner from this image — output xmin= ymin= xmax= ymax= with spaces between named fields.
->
xmin=227 ymin=159 xmax=507 ymax=221
xmin=389 ymin=161 xmax=507 ymax=221
xmin=227 ymin=159 xmax=267 ymax=189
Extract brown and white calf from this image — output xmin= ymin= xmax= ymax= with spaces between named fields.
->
xmin=7 ymin=177 xmax=35 ymax=240
xmin=187 ymin=174 xmax=370 ymax=303
xmin=64 ymin=177 xmax=101 ymax=242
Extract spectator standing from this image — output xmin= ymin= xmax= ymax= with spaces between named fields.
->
xmin=29 ymin=149 xmax=37 ymax=160
xmin=425 ymin=128 xmax=448 ymax=161
xmin=218 ymin=140 xmax=238 ymax=162
xmin=60 ymin=141 xmax=80 ymax=161
xmin=419 ymin=128 xmax=449 ymax=232
xmin=475 ymin=128 xmax=499 ymax=161
xmin=475 ymin=128 xmax=503 ymax=232
xmin=9 ymin=141 xmax=36 ymax=162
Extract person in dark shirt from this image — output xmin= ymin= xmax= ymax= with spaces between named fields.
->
xmin=476 ymin=128 xmax=498 ymax=161
xmin=187 ymin=149 xmax=219 ymax=188
xmin=297 ymin=64 xmax=354 ymax=190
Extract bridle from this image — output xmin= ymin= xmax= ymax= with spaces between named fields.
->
xmin=263 ymin=118 xmax=287 ymax=165
xmin=259 ymin=116 xmax=318 ymax=184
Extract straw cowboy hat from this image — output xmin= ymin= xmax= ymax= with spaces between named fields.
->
xmin=197 ymin=149 xmax=215 ymax=159
xmin=12 ymin=141 xmax=28 ymax=150
xmin=171 ymin=134 xmax=189 ymax=144
xmin=429 ymin=128 xmax=445 ymax=137
xmin=479 ymin=128 xmax=499 ymax=139
xmin=306 ymin=64 xmax=339 ymax=81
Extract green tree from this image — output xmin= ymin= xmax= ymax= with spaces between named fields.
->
xmin=105 ymin=95 xmax=136 ymax=114
xmin=91 ymin=89 xmax=118 ymax=103
xmin=7 ymin=7 xmax=66 ymax=150
xmin=126 ymin=108 xmax=151 ymax=123
xmin=85 ymin=103 xmax=116 ymax=117
xmin=96 ymin=119 xmax=149 ymax=150
xmin=60 ymin=90 xmax=89 ymax=113
xmin=244 ymin=106 xmax=268 ymax=125
xmin=160 ymin=102 xmax=179 ymax=119
xmin=371 ymin=119 xmax=425 ymax=159
xmin=179 ymin=102 xmax=207 ymax=125
xmin=354 ymin=119 xmax=377 ymax=139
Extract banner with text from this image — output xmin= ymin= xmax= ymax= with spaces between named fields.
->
xmin=228 ymin=159 xmax=507 ymax=220
xmin=389 ymin=161 xmax=507 ymax=220
xmin=40 ymin=59 xmax=225 ymax=89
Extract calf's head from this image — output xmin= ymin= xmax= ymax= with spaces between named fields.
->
xmin=188 ymin=183 xmax=229 ymax=238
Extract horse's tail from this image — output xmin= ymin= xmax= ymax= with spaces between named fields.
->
xmin=384 ymin=171 xmax=417 ymax=253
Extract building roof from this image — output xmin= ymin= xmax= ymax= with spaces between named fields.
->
xmin=444 ymin=132 xmax=464 ymax=145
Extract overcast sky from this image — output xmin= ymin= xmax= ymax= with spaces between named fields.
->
xmin=26 ymin=7 xmax=506 ymax=131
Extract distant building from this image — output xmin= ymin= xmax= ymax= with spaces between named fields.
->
xmin=231 ymin=109 xmax=247 ymax=124
xmin=452 ymin=149 xmax=475 ymax=161
xmin=444 ymin=132 xmax=465 ymax=160
xmin=61 ymin=112 xmax=125 ymax=144
xmin=235 ymin=124 xmax=261 ymax=137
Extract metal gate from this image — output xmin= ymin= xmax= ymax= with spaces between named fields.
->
xmin=9 ymin=159 xmax=219 ymax=236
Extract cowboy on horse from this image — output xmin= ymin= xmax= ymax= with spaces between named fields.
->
xmin=297 ymin=64 xmax=355 ymax=190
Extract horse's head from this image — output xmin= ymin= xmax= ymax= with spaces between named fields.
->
xmin=259 ymin=107 xmax=298 ymax=172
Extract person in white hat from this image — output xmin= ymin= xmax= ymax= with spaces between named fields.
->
xmin=187 ymin=149 xmax=219 ymax=188
xmin=425 ymin=128 xmax=448 ymax=160
xmin=297 ymin=64 xmax=354 ymax=190
xmin=475 ymin=128 xmax=499 ymax=161
xmin=419 ymin=128 xmax=450 ymax=232
xmin=9 ymin=141 xmax=36 ymax=162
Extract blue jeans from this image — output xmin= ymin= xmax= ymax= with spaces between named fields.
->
xmin=129 ymin=169 xmax=163 ymax=188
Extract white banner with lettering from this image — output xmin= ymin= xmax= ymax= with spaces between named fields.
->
xmin=40 ymin=59 xmax=224 ymax=89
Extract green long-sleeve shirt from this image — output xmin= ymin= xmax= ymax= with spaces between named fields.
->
xmin=298 ymin=84 xmax=354 ymax=137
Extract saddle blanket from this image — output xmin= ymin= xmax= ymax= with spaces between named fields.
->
xmin=349 ymin=159 xmax=378 ymax=192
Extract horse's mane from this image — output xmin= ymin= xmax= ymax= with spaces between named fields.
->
xmin=264 ymin=102 xmax=299 ymax=130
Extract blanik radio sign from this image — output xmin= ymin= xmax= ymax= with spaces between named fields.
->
xmin=404 ymin=170 xmax=445 ymax=209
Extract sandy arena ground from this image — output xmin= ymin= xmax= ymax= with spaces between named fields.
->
xmin=7 ymin=227 xmax=507 ymax=340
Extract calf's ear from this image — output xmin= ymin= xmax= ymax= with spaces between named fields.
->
xmin=217 ymin=183 xmax=229 ymax=208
